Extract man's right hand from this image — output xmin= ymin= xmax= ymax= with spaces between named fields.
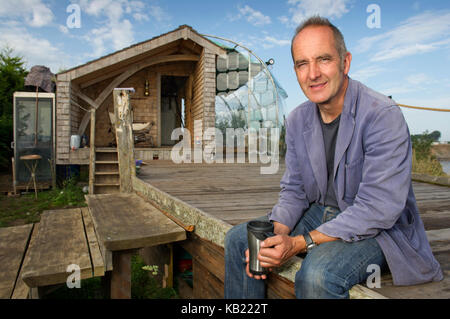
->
xmin=244 ymin=221 xmax=290 ymax=280
xmin=245 ymin=248 xmax=270 ymax=280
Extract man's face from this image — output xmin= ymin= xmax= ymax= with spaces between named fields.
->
xmin=292 ymin=26 xmax=351 ymax=106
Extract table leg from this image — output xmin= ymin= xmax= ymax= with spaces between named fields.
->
xmin=110 ymin=250 xmax=133 ymax=299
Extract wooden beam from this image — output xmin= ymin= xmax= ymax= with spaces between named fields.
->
xmin=88 ymin=109 xmax=95 ymax=194
xmin=113 ymin=89 xmax=135 ymax=193
xmin=78 ymin=46 xmax=181 ymax=89
xmin=72 ymin=87 xmax=100 ymax=110
xmin=77 ymin=54 xmax=200 ymax=135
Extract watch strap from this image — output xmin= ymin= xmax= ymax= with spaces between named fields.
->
xmin=303 ymin=232 xmax=316 ymax=252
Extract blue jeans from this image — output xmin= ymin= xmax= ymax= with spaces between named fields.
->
xmin=224 ymin=204 xmax=387 ymax=299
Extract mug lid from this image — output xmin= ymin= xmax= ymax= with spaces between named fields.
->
xmin=247 ymin=220 xmax=274 ymax=233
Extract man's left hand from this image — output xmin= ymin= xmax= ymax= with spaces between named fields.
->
xmin=258 ymin=234 xmax=305 ymax=269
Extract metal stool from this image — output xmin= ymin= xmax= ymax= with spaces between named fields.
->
xmin=20 ymin=154 xmax=42 ymax=199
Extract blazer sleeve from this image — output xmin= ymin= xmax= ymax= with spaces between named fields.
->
xmin=268 ymin=115 xmax=310 ymax=231
xmin=316 ymin=105 xmax=412 ymax=242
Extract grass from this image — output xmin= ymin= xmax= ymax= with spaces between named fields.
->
xmin=43 ymin=255 xmax=180 ymax=299
xmin=412 ymin=149 xmax=448 ymax=177
xmin=0 ymin=177 xmax=87 ymax=228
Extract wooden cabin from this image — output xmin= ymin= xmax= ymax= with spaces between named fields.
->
xmin=55 ymin=25 xmax=226 ymax=167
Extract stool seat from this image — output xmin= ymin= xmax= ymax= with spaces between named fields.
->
xmin=20 ymin=154 xmax=42 ymax=160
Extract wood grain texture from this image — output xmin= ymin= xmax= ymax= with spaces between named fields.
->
xmin=86 ymin=193 xmax=186 ymax=251
xmin=0 ymin=224 xmax=33 ymax=299
xmin=10 ymin=224 xmax=38 ymax=299
xmin=81 ymin=208 xmax=105 ymax=277
xmin=21 ymin=209 xmax=93 ymax=288
xmin=113 ymin=89 xmax=135 ymax=193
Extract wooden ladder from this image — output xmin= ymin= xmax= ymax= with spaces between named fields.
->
xmin=93 ymin=148 xmax=120 ymax=194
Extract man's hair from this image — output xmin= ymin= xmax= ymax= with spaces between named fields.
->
xmin=291 ymin=16 xmax=347 ymax=67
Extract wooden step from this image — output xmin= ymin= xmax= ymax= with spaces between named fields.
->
xmin=94 ymin=185 xmax=121 ymax=194
xmin=94 ymin=183 xmax=120 ymax=187
xmin=95 ymin=171 xmax=119 ymax=175
xmin=95 ymin=161 xmax=118 ymax=164
xmin=95 ymin=148 xmax=117 ymax=153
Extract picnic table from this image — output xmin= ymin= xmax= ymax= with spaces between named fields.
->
xmin=86 ymin=192 xmax=186 ymax=298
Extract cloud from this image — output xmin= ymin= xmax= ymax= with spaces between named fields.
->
xmin=0 ymin=25 xmax=70 ymax=72
xmin=349 ymin=65 xmax=385 ymax=82
xmin=261 ymin=36 xmax=291 ymax=49
xmin=356 ymin=11 xmax=450 ymax=62
xmin=78 ymin=0 xmax=141 ymax=57
xmin=281 ymin=0 xmax=351 ymax=26
xmin=234 ymin=5 xmax=272 ymax=26
xmin=0 ymin=0 xmax=54 ymax=27
xmin=405 ymin=73 xmax=433 ymax=86
xmin=77 ymin=0 xmax=171 ymax=57
xmin=148 ymin=4 xmax=171 ymax=22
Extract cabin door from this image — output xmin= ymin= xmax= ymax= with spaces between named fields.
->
xmin=160 ymin=76 xmax=187 ymax=146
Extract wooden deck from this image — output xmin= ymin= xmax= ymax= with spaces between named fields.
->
xmin=137 ymin=160 xmax=450 ymax=298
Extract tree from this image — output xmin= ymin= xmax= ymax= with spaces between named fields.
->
xmin=429 ymin=130 xmax=441 ymax=142
xmin=0 ymin=47 xmax=28 ymax=170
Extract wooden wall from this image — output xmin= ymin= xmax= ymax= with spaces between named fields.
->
xmin=72 ymin=61 xmax=195 ymax=148
xmin=56 ymin=50 xmax=218 ymax=163
xmin=189 ymin=48 xmax=216 ymax=146
xmin=55 ymin=75 xmax=71 ymax=164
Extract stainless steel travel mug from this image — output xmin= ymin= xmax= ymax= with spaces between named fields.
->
xmin=247 ymin=220 xmax=275 ymax=275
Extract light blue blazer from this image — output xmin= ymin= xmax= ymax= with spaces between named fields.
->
xmin=269 ymin=78 xmax=443 ymax=285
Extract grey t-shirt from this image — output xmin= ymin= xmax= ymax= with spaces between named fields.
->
xmin=319 ymin=110 xmax=340 ymax=209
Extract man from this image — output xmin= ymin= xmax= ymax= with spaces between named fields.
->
xmin=224 ymin=16 xmax=443 ymax=299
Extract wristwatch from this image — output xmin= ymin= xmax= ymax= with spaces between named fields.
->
xmin=303 ymin=232 xmax=317 ymax=253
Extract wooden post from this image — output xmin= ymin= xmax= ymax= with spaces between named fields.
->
xmin=113 ymin=89 xmax=135 ymax=193
xmin=110 ymin=250 xmax=133 ymax=299
xmin=89 ymin=109 xmax=96 ymax=195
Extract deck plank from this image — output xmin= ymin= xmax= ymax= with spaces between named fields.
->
xmin=21 ymin=209 xmax=93 ymax=288
xmin=86 ymin=193 xmax=186 ymax=251
xmin=81 ymin=208 xmax=105 ymax=277
xmin=0 ymin=224 xmax=33 ymax=299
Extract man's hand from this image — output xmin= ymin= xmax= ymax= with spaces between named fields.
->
xmin=244 ymin=234 xmax=306 ymax=280
xmin=245 ymin=249 xmax=270 ymax=280
xmin=259 ymin=234 xmax=305 ymax=269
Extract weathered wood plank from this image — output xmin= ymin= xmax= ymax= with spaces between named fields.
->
xmin=11 ymin=224 xmax=38 ymax=299
xmin=113 ymin=89 xmax=135 ymax=193
xmin=81 ymin=208 xmax=105 ymax=277
xmin=86 ymin=193 xmax=186 ymax=251
xmin=192 ymin=257 xmax=224 ymax=299
xmin=21 ymin=209 xmax=92 ymax=288
xmin=0 ymin=224 xmax=33 ymax=299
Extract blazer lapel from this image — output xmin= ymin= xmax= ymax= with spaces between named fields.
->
xmin=333 ymin=79 xmax=357 ymax=180
xmin=303 ymin=106 xmax=327 ymax=200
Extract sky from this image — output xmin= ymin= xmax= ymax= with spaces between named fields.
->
xmin=0 ymin=0 xmax=449 ymax=140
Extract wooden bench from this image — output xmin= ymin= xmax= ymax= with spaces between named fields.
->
xmin=86 ymin=192 xmax=187 ymax=298
xmin=20 ymin=208 xmax=105 ymax=298
xmin=0 ymin=224 xmax=33 ymax=299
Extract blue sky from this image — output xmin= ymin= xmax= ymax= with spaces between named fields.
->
xmin=1 ymin=0 xmax=449 ymax=140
